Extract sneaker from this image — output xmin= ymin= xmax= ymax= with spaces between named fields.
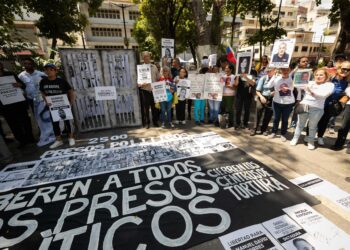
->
xmin=281 ymin=135 xmax=287 ymax=142
xmin=170 ymin=123 xmax=175 ymax=128
xmin=69 ymin=138 xmax=76 ymax=147
xmin=330 ymin=145 xmax=343 ymax=151
xmin=161 ymin=122 xmax=165 ymax=128
xmin=49 ymin=140 xmax=63 ymax=149
xmin=308 ymin=142 xmax=315 ymax=150
xmin=290 ymin=138 xmax=298 ymax=146
xmin=329 ymin=127 xmax=335 ymax=134
xmin=263 ymin=131 xmax=269 ymax=136
xmin=303 ymin=137 xmax=309 ymax=143
xmin=317 ymin=137 xmax=325 ymax=145
xmin=269 ymin=133 xmax=276 ymax=139
xmin=181 ymin=120 xmax=186 ymax=125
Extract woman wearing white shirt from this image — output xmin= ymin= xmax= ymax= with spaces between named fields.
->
xmin=290 ymin=69 xmax=334 ymax=150
xmin=265 ymin=67 xmax=295 ymax=141
xmin=220 ymin=64 xmax=236 ymax=127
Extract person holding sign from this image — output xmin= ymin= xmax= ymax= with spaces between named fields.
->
xmin=0 ymin=62 xmax=35 ymax=148
xmin=290 ymin=69 xmax=334 ymax=150
xmin=159 ymin=66 xmax=176 ymax=128
xmin=220 ymin=64 xmax=236 ymax=128
xmin=174 ymin=68 xmax=188 ymax=124
xmin=40 ymin=63 xmax=76 ymax=149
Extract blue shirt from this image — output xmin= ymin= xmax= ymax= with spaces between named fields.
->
xmin=256 ymin=75 xmax=274 ymax=97
xmin=324 ymin=77 xmax=348 ymax=106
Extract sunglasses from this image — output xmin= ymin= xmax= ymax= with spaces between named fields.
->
xmin=341 ymin=68 xmax=350 ymax=73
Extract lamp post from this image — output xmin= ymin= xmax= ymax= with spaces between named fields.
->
xmin=111 ymin=2 xmax=132 ymax=49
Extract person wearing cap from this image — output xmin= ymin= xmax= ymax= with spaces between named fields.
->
xmin=40 ymin=63 xmax=76 ymax=149
xmin=251 ymin=67 xmax=275 ymax=136
xmin=0 ymin=62 xmax=35 ymax=148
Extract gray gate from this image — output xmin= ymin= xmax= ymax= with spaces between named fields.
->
xmin=60 ymin=49 xmax=141 ymax=132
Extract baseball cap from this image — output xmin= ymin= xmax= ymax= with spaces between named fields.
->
xmin=44 ymin=63 xmax=57 ymax=69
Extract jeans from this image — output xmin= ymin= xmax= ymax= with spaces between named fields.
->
xmin=208 ymin=100 xmax=221 ymax=123
xmin=255 ymin=97 xmax=273 ymax=132
xmin=221 ymin=96 xmax=234 ymax=125
xmin=334 ymin=105 xmax=350 ymax=147
xmin=160 ymin=101 xmax=172 ymax=123
xmin=272 ymin=102 xmax=294 ymax=135
xmin=292 ymin=106 xmax=324 ymax=141
xmin=235 ymin=94 xmax=252 ymax=126
xmin=194 ymin=100 xmax=205 ymax=122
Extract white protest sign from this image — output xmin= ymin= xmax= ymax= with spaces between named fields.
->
xmin=270 ymin=38 xmax=295 ymax=68
xmin=46 ymin=94 xmax=73 ymax=122
xmin=161 ymin=38 xmax=174 ymax=64
xmin=236 ymin=52 xmax=253 ymax=75
xmin=151 ymin=80 xmax=167 ymax=102
xmin=219 ymin=224 xmax=283 ymax=250
xmin=283 ymin=203 xmax=350 ymax=249
xmin=188 ymin=74 xmax=205 ymax=100
xmin=0 ymin=75 xmax=25 ymax=105
xmin=176 ymin=79 xmax=191 ymax=101
xmin=203 ymin=73 xmax=224 ymax=101
xmin=137 ymin=64 xmax=152 ymax=84
xmin=290 ymin=174 xmax=350 ymax=213
xmin=208 ymin=54 xmax=217 ymax=68
xmin=95 ymin=86 xmax=117 ymax=101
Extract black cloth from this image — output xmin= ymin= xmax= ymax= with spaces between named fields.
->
xmin=39 ymin=77 xmax=72 ymax=96
xmin=187 ymin=99 xmax=192 ymax=119
xmin=176 ymin=100 xmax=186 ymax=121
xmin=254 ymin=96 xmax=273 ymax=133
xmin=334 ymin=105 xmax=350 ymax=147
xmin=317 ymin=105 xmax=334 ymax=138
xmin=235 ymin=77 xmax=254 ymax=126
xmin=139 ymin=89 xmax=159 ymax=126
xmin=52 ymin=120 xmax=73 ymax=137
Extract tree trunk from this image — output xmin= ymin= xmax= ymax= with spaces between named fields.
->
xmin=230 ymin=2 xmax=239 ymax=47
xmin=211 ymin=2 xmax=223 ymax=46
xmin=191 ymin=0 xmax=210 ymax=45
xmin=334 ymin=24 xmax=349 ymax=54
xmin=188 ymin=41 xmax=197 ymax=68
xmin=50 ymin=37 xmax=57 ymax=59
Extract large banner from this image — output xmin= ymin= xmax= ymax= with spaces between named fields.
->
xmin=0 ymin=76 xmax=25 ymax=105
xmin=0 ymin=148 xmax=318 ymax=250
xmin=188 ymin=74 xmax=205 ymax=100
xmin=46 ymin=94 xmax=74 ymax=122
xmin=203 ymin=73 xmax=224 ymax=101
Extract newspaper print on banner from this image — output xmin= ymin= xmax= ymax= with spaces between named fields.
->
xmin=137 ymin=64 xmax=152 ymax=84
xmin=262 ymin=215 xmax=319 ymax=250
xmin=283 ymin=203 xmax=350 ymax=249
xmin=203 ymin=73 xmax=224 ymax=101
xmin=0 ymin=148 xmax=318 ymax=250
xmin=188 ymin=74 xmax=205 ymax=100
xmin=290 ymin=174 xmax=350 ymax=213
xmin=269 ymin=39 xmax=295 ymax=68
xmin=151 ymin=81 xmax=167 ymax=102
xmin=95 ymin=86 xmax=117 ymax=101
xmin=0 ymin=161 xmax=37 ymax=192
xmin=219 ymin=224 xmax=283 ymax=250
xmin=293 ymin=69 xmax=312 ymax=88
xmin=46 ymin=94 xmax=74 ymax=122
xmin=0 ymin=75 xmax=25 ymax=105
xmin=176 ymin=79 xmax=191 ymax=101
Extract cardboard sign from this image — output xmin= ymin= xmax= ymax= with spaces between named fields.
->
xmin=0 ymin=76 xmax=25 ymax=105
xmin=188 ymin=74 xmax=205 ymax=100
xmin=137 ymin=64 xmax=152 ymax=84
xmin=270 ymin=39 xmax=295 ymax=68
xmin=46 ymin=94 xmax=74 ymax=122
xmin=151 ymin=81 xmax=167 ymax=103
xmin=236 ymin=52 xmax=253 ymax=75
xmin=95 ymin=86 xmax=117 ymax=101
xmin=203 ymin=73 xmax=224 ymax=101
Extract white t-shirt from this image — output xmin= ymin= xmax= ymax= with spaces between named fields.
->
xmin=221 ymin=74 xmax=236 ymax=96
xmin=265 ymin=75 xmax=295 ymax=104
xmin=301 ymin=81 xmax=334 ymax=109
xmin=345 ymin=86 xmax=350 ymax=105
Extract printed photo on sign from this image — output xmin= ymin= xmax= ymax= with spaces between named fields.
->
xmin=188 ymin=74 xmax=205 ymax=100
xmin=219 ymin=224 xmax=283 ymax=250
xmin=151 ymin=81 xmax=167 ymax=103
xmin=270 ymin=39 xmax=295 ymax=68
xmin=236 ymin=52 xmax=253 ymax=75
xmin=95 ymin=86 xmax=117 ymax=101
xmin=0 ymin=75 xmax=25 ymax=105
xmin=46 ymin=94 xmax=73 ymax=122
xmin=293 ymin=69 xmax=312 ymax=87
xmin=208 ymin=54 xmax=217 ymax=68
xmin=204 ymin=73 xmax=224 ymax=101
xmin=137 ymin=64 xmax=152 ymax=84
xmin=161 ymin=38 xmax=174 ymax=64
xmin=176 ymin=79 xmax=191 ymax=101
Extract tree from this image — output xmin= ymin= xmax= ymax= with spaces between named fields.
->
xmin=240 ymin=0 xmax=286 ymax=61
xmin=224 ymin=0 xmax=243 ymax=47
xmin=27 ymin=0 xmax=103 ymax=59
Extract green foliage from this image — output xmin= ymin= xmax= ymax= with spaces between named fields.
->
xmin=246 ymin=27 xmax=286 ymax=47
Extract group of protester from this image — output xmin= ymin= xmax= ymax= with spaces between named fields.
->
xmin=138 ymin=51 xmax=350 ymax=152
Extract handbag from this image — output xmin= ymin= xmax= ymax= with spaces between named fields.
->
xmin=295 ymin=103 xmax=309 ymax=114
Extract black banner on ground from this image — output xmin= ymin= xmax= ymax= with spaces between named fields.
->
xmin=0 ymin=149 xmax=318 ymax=250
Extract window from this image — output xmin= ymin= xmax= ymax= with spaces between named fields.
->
xmin=130 ymin=29 xmax=133 ymax=36
xmin=273 ymin=11 xmax=278 ymax=15
xmin=132 ymin=46 xmax=139 ymax=50
xmin=287 ymin=12 xmax=293 ymax=16
xmin=294 ymin=46 xmax=299 ymax=52
xmin=248 ymin=20 xmax=255 ymax=24
xmin=91 ymin=9 xmax=120 ymax=19
xmin=91 ymin=27 xmax=122 ymax=37
xmin=95 ymin=45 xmax=119 ymax=49
xmin=309 ymin=47 xmax=313 ymax=52
xmin=129 ymin=11 xmax=139 ymax=20
xmin=301 ymin=46 xmax=308 ymax=52
xmin=280 ymin=11 xmax=285 ymax=17
xmin=254 ymin=49 xmax=259 ymax=53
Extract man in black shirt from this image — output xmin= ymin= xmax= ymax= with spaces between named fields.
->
xmin=40 ymin=63 xmax=76 ymax=149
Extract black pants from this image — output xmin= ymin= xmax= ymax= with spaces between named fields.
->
xmin=235 ymin=94 xmax=252 ymax=126
xmin=317 ymin=105 xmax=333 ymax=138
xmin=176 ymin=100 xmax=186 ymax=121
xmin=139 ymin=89 xmax=159 ymax=126
xmin=187 ymin=99 xmax=192 ymax=119
xmin=52 ymin=120 xmax=73 ymax=137
xmin=1 ymin=101 xmax=34 ymax=144
xmin=334 ymin=105 xmax=350 ymax=147
xmin=254 ymin=97 xmax=273 ymax=133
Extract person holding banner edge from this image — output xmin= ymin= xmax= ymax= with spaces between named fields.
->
xmin=40 ymin=63 xmax=76 ymax=149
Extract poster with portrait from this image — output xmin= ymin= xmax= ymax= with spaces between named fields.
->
xmin=46 ymin=94 xmax=74 ymax=122
xmin=293 ymin=69 xmax=312 ymax=87
xmin=151 ymin=80 xmax=167 ymax=102
xmin=0 ymin=76 xmax=25 ymax=105
xmin=188 ymin=74 xmax=205 ymax=100
xmin=137 ymin=64 xmax=152 ymax=84
xmin=270 ymin=38 xmax=295 ymax=68
xmin=161 ymin=38 xmax=174 ymax=65
xmin=236 ymin=52 xmax=253 ymax=75
xmin=176 ymin=79 xmax=191 ymax=101
xmin=203 ymin=73 xmax=224 ymax=101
